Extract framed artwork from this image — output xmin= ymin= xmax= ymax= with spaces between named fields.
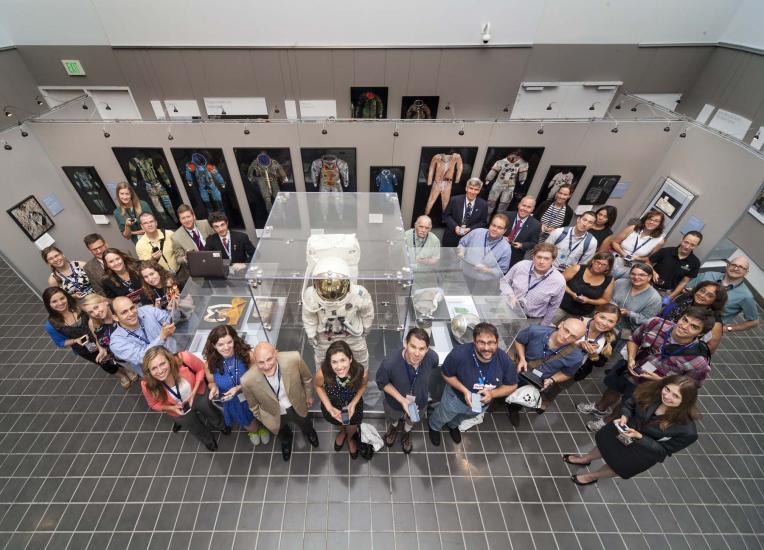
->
xmin=61 ymin=166 xmax=117 ymax=215
xmin=478 ymin=147 xmax=545 ymax=214
xmin=411 ymin=147 xmax=479 ymax=227
xmin=300 ymin=148 xmax=357 ymax=193
xmin=580 ymin=175 xmax=621 ymax=205
xmin=749 ymin=188 xmax=764 ymax=224
xmin=536 ymin=165 xmax=587 ymax=205
xmin=234 ymin=148 xmax=295 ymax=228
xmin=198 ymin=296 xmax=253 ymax=331
xmin=400 ymin=96 xmax=439 ymax=119
xmin=369 ymin=166 xmax=405 ymax=201
xmin=7 ymin=195 xmax=55 ymax=241
xmin=111 ymin=147 xmax=184 ymax=229
xmin=170 ymin=148 xmax=244 ymax=229
xmin=642 ymin=177 xmax=695 ymax=233
xmin=350 ymin=87 xmax=388 ymax=119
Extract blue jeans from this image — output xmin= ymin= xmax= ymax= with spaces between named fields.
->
xmin=429 ymin=385 xmax=481 ymax=431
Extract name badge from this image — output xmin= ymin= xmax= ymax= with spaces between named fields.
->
xmin=639 ymin=362 xmax=657 ymax=374
xmin=238 ymin=393 xmax=247 ymax=403
xmin=472 ymin=383 xmax=485 ymax=390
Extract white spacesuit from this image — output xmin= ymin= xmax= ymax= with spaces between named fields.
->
xmin=486 ymin=154 xmax=529 ymax=219
xmin=302 ymin=257 xmax=374 ymax=367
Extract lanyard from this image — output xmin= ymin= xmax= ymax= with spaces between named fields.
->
xmin=471 ymin=352 xmax=495 ymax=385
xmin=403 ymin=354 xmax=420 ymax=395
xmin=153 ymin=288 xmax=165 ymax=301
xmin=162 ymin=379 xmax=182 ymax=402
xmin=223 ymin=356 xmax=242 ymax=386
xmin=265 ymin=364 xmax=281 ymax=397
xmin=567 ymin=229 xmax=585 ymax=256
xmin=630 ymin=232 xmax=653 ymax=255
xmin=525 ymin=266 xmax=551 ymax=296
xmin=542 ymin=341 xmax=570 ymax=360
xmin=125 ymin=318 xmax=149 ymax=344
xmin=660 ymin=328 xmax=696 ymax=357
xmin=484 ymin=233 xmax=502 ymax=256
xmin=411 ymin=232 xmax=429 ymax=257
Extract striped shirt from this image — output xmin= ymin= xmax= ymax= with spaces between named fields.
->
xmin=539 ymin=204 xmax=567 ymax=241
xmin=500 ymin=260 xmax=566 ymax=325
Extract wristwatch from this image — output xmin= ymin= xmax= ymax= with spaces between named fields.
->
xmin=726 ymin=326 xmax=733 ymax=333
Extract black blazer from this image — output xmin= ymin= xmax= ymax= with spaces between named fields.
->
xmin=621 ymin=397 xmax=698 ymax=462
xmin=205 ymin=231 xmax=256 ymax=263
xmin=504 ymin=212 xmax=541 ymax=268
xmin=442 ymin=195 xmax=488 ymax=247
xmin=534 ymin=199 xmax=574 ymax=229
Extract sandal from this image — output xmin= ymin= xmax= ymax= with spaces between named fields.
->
xmin=571 ymin=474 xmax=597 ymax=486
xmin=125 ymin=370 xmax=139 ymax=383
xmin=562 ymin=454 xmax=591 ymax=466
xmin=118 ymin=374 xmax=131 ymax=389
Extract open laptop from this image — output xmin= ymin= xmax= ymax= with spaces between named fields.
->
xmin=187 ymin=251 xmax=229 ymax=278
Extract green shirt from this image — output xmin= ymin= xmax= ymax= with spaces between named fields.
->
xmin=404 ymin=229 xmax=441 ymax=267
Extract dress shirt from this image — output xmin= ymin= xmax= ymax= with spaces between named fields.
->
xmin=500 ymin=260 xmax=566 ymax=325
xmin=403 ymin=228 xmax=441 ymax=265
xmin=458 ymin=228 xmax=513 ymax=275
xmin=546 ymin=227 xmax=598 ymax=270
xmin=110 ymin=306 xmax=177 ymax=374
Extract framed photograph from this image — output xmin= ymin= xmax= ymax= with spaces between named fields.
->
xmin=478 ymin=147 xmax=545 ymax=214
xmin=7 ymin=195 xmax=55 ymax=241
xmin=300 ymin=148 xmax=357 ymax=193
xmin=536 ymin=165 xmax=587 ymax=205
xmin=170 ymin=148 xmax=244 ymax=229
xmin=112 ymin=147 xmax=184 ymax=229
xmin=749 ymin=188 xmax=764 ymax=224
xmin=654 ymin=192 xmax=681 ymax=218
xmin=400 ymin=96 xmax=439 ymax=119
xmin=233 ymin=148 xmax=295 ymax=228
xmin=350 ymin=87 xmax=388 ymax=119
xmin=411 ymin=147 xmax=479 ymax=227
xmin=580 ymin=175 xmax=621 ymax=205
xmin=369 ymin=166 xmax=405 ymax=201
xmin=642 ymin=177 xmax=695 ymax=233
xmin=62 ymin=166 xmax=117 ymax=215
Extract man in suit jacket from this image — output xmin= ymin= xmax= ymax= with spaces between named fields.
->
xmin=82 ymin=233 xmax=109 ymax=293
xmin=171 ymin=204 xmax=213 ymax=263
xmin=504 ymin=196 xmax=541 ymax=268
xmin=442 ymin=177 xmax=488 ymax=247
xmin=205 ymin=211 xmax=256 ymax=264
xmin=241 ymin=343 xmax=319 ymax=461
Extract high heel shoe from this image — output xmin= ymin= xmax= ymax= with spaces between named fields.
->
xmin=334 ymin=432 xmax=346 ymax=452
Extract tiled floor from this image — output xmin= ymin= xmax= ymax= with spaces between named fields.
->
xmin=0 ymin=258 xmax=762 ymax=550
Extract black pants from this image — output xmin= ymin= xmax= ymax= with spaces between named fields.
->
xmin=73 ymin=347 xmax=121 ymax=375
xmin=174 ymin=393 xmax=225 ymax=446
xmin=278 ymin=406 xmax=313 ymax=444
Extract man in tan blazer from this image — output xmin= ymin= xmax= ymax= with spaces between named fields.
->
xmin=171 ymin=204 xmax=213 ymax=263
xmin=241 ymin=342 xmax=319 ymax=461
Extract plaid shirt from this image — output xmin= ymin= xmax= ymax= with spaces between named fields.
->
xmin=631 ymin=317 xmax=710 ymax=387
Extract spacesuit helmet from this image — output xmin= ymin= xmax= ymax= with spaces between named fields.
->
xmin=312 ymin=257 xmax=351 ymax=301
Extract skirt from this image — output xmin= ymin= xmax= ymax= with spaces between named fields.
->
xmin=596 ymin=423 xmax=661 ymax=479
xmin=321 ymin=398 xmax=364 ymax=426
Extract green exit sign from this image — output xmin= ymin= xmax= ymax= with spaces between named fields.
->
xmin=61 ymin=59 xmax=86 ymax=76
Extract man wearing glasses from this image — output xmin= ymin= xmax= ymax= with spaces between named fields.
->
xmin=686 ymin=256 xmax=760 ymax=334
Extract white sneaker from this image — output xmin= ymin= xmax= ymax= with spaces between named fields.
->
xmin=248 ymin=432 xmax=261 ymax=446
xmin=586 ymin=419 xmax=606 ymax=432
xmin=258 ymin=428 xmax=271 ymax=445
xmin=576 ymin=402 xmax=609 ymax=417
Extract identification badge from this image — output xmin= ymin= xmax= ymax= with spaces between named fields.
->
xmin=407 ymin=402 xmax=420 ymax=423
xmin=639 ymin=362 xmax=657 ymax=374
xmin=472 ymin=383 xmax=485 ymax=390
xmin=405 ymin=394 xmax=416 ymax=404
xmin=238 ymin=393 xmax=247 ymax=403
xmin=532 ymin=368 xmax=544 ymax=377
xmin=471 ymin=392 xmax=483 ymax=413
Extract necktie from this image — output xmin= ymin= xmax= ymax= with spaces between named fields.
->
xmin=508 ymin=218 xmax=522 ymax=241
xmin=464 ymin=202 xmax=473 ymax=225
xmin=190 ymin=230 xmax=203 ymax=250
xmin=222 ymin=237 xmax=230 ymax=256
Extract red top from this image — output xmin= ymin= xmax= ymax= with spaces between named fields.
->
xmin=141 ymin=351 xmax=207 ymax=416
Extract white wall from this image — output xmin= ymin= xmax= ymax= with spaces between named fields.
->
xmin=720 ymin=0 xmax=764 ymax=50
xmin=0 ymin=0 xmax=743 ymax=47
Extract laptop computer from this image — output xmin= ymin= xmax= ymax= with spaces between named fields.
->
xmin=187 ymin=251 xmax=229 ymax=278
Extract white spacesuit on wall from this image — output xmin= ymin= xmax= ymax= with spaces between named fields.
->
xmin=302 ymin=257 xmax=374 ymax=368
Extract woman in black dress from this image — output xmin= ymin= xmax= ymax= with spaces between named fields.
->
xmin=101 ymin=248 xmax=150 ymax=304
xmin=314 ymin=340 xmax=368 ymax=459
xmin=564 ymin=375 xmax=699 ymax=485
xmin=590 ymin=205 xmax=618 ymax=252
xmin=556 ymin=252 xmax=615 ymax=322
xmin=660 ymin=281 xmax=726 ymax=354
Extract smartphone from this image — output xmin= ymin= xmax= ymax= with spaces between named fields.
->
xmin=407 ymin=402 xmax=420 ymax=423
xmin=181 ymin=402 xmax=191 ymax=414
xmin=615 ymin=423 xmax=628 ymax=433
xmin=471 ymin=392 xmax=483 ymax=413
xmin=341 ymin=408 xmax=350 ymax=425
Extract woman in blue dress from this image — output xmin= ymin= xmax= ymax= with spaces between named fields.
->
xmin=203 ymin=325 xmax=269 ymax=446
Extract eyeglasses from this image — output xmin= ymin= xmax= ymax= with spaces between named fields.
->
xmin=729 ymin=264 xmax=748 ymax=271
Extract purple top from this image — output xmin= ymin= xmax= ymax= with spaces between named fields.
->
xmin=500 ymin=260 xmax=566 ymax=325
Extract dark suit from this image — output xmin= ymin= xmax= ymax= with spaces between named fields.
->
xmin=205 ymin=231 xmax=256 ymax=263
xmin=504 ymin=212 xmax=541 ymax=268
xmin=441 ymin=195 xmax=488 ymax=247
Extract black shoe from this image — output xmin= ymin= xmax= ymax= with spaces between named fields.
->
xmin=172 ymin=422 xmax=181 ymax=433
xmin=221 ymin=426 xmax=232 ymax=435
xmin=306 ymin=428 xmax=319 ymax=448
xmin=449 ymin=427 xmax=462 ymax=444
xmin=571 ymin=474 xmax=597 ymax=486
xmin=204 ymin=439 xmax=218 ymax=452
xmin=563 ymin=454 xmax=591 ymax=467
xmin=428 ymin=421 xmax=441 ymax=447
xmin=281 ymin=441 xmax=292 ymax=461
xmin=334 ymin=432 xmax=347 ymax=452
xmin=507 ymin=404 xmax=521 ymax=427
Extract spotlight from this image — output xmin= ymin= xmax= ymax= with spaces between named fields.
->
xmin=172 ymin=105 xmax=178 ymax=113
xmin=444 ymin=103 xmax=451 ymax=111
xmin=615 ymin=104 xmax=622 ymax=110
xmin=105 ymin=103 xmax=112 ymax=111
xmin=537 ymin=123 xmax=544 ymax=135
xmin=19 ymin=124 xmax=28 ymax=137
xmin=321 ymin=128 xmax=328 ymax=135
xmin=103 ymin=127 xmax=110 ymax=138
xmin=630 ymin=106 xmax=637 ymax=112
xmin=4 ymin=109 xmax=11 ymax=117
xmin=589 ymin=104 xmax=595 ymax=111
xmin=168 ymin=128 xmax=174 ymax=140
xmin=3 ymin=141 xmax=11 ymax=151
xmin=545 ymin=103 xmax=553 ymax=111
xmin=82 ymin=102 xmax=88 ymax=110
xmin=35 ymin=97 xmax=44 ymax=106
xmin=664 ymin=125 xmax=670 ymax=132
xmin=393 ymin=124 xmax=399 ymax=137
xmin=221 ymin=108 xmax=227 ymax=116
xmin=243 ymin=125 xmax=250 ymax=135
xmin=502 ymin=105 xmax=509 ymax=113
xmin=755 ymin=132 xmax=760 ymax=140
xmin=679 ymin=130 xmax=687 ymax=138
xmin=274 ymin=105 xmax=280 ymax=114
xmin=611 ymin=123 xmax=619 ymax=134
xmin=458 ymin=127 xmax=465 ymax=136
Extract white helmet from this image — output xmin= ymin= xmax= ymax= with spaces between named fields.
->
xmin=312 ymin=257 xmax=351 ymax=301
xmin=506 ymin=386 xmax=541 ymax=409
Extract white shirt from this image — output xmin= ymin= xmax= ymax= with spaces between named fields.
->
xmin=186 ymin=226 xmax=206 ymax=247
xmin=167 ymin=377 xmax=192 ymax=402
xmin=265 ymin=369 xmax=292 ymax=415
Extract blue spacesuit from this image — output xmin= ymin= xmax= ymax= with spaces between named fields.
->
xmin=184 ymin=152 xmax=226 ymax=212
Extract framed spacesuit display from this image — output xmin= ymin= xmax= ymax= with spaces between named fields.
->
xmin=61 ymin=166 xmax=116 ymax=215
xmin=411 ymin=146 xmax=478 ymax=227
xmin=234 ymin=148 xmax=295 ymax=228
xmin=111 ymin=147 xmax=184 ymax=229
xmin=170 ymin=148 xmax=244 ymax=229
xmin=350 ymin=87 xmax=388 ymax=119
xmin=478 ymin=147 xmax=545 ymax=215
xmin=400 ymin=96 xmax=439 ymax=119
xmin=300 ymin=148 xmax=357 ymax=193
xmin=536 ymin=165 xmax=587 ymax=205
xmin=580 ymin=175 xmax=621 ymax=205
xmin=369 ymin=166 xmax=405 ymax=201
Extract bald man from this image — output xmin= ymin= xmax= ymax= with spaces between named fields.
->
xmin=404 ymin=215 xmax=441 ymax=266
xmin=687 ymin=256 xmax=760 ymax=333
xmin=507 ymin=317 xmax=587 ymax=426
xmin=504 ymin=196 xmax=541 ymax=268
xmin=109 ymin=296 xmax=176 ymax=377
xmin=240 ymin=343 xmax=318 ymax=461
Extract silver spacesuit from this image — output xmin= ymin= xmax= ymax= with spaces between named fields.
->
xmin=486 ymin=153 xmax=528 ymax=219
xmin=310 ymin=155 xmax=350 ymax=193
xmin=302 ymin=257 xmax=374 ymax=368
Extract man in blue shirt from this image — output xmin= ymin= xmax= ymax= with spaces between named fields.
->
xmin=109 ymin=296 xmax=177 ymax=376
xmin=428 ymin=323 xmax=518 ymax=446
xmin=375 ymin=327 xmax=439 ymax=454
xmin=686 ymin=257 xmax=760 ymax=334
xmin=507 ymin=317 xmax=586 ymax=426
xmin=457 ymin=213 xmax=513 ymax=275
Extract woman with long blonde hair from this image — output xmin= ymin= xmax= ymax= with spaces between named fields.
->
xmin=113 ymin=181 xmax=153 ymax=243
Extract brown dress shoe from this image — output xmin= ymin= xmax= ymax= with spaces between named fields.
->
xmin=383 ymin=423 xmax=399 ymax=447
xmin=400 ymin=431 xmax=413 ymax=454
